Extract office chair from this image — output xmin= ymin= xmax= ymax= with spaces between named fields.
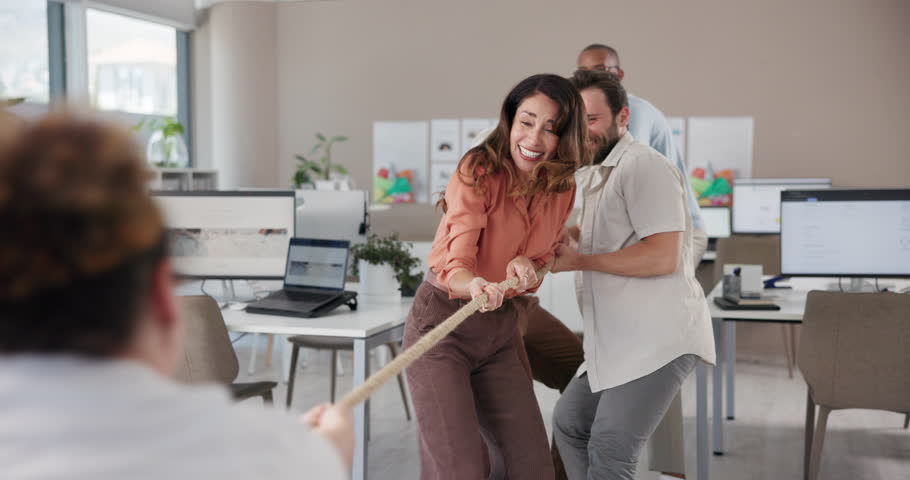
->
xmin=799 ymin=291 xmax=910 ymax=480
xmin=285 ymin=335 xmax=411 ymax=422
xmin=175 ymin=295 xmax=277 ymax=404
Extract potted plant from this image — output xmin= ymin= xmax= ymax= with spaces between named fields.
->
xmin=1 ymin=97 xmax=25 ymax=107
xmin=133 ymin=117 xmax=189 ymax=168
xmin=350 ymin=233 xmax=424 ymax=297
xmin=293 ymin=133 xmax=350 ymax=189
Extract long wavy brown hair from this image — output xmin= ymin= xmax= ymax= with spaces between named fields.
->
xmin=438 ymin=74 xmax=589 ymax=212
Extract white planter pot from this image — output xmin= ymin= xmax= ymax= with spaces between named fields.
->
xmin=357 ymin=260 xmax=401 ymax=298
xmin=315 ymin=179 xmax=337 ymax=190
xmin=314 ymin=177 xmax=354 ymax=191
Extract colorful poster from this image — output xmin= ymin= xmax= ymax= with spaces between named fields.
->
xmin=687 ymin=116 xmax=754 ymax=207
xmin=373 ymin=121 xmax=429 ymax=204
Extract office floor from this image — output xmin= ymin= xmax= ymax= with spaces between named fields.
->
xmin=232 ymin=335 xmax=910 ymax=480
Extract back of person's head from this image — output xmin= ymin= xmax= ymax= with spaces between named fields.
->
xmin=577 ymin=44 xmax=624 ymax=80
xmin=438 ymin=74 xmax=589 ymax=212
xmin=579 ymin=43 xmax=620 ymax=64
xmin=570 ymin=69 xmax=629 ymax=117
xmin=0 ymin=113 xmax=167 ymax=357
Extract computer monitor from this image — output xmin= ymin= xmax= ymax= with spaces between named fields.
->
xmin=780 ymin=189 xmax=910 ymax=277
xmin=152 ymin=190 xmax=296 ymax=279
xmin=295 ymin=190 xmax=368 ymax=245
xmin=732 ymin=178 xmax=832 ymax=234
xmin=700 ymin=206 xmax=732 ymax=239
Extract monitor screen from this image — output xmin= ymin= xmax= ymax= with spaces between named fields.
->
xmin=153 ymin=191 xmax=296 ymax=279
xmin=701 ymin=207 xmax=731 ymax=238
xmin=732 ymin=178 xmax=832 ymax=234
xmin=284 ymin=238 xmax=350 ymax=291
xmin=780 ymin=189 xmax=910 ymax=277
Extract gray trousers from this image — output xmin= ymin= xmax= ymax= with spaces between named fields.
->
xmin=553 ymin=354 xmax=697 ymax=480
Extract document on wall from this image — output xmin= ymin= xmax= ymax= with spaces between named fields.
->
xmin=687 ymin=116 xmax=754 ymax=178
xmin=460 ymin=118 xmax=496 ymax=156
xmin=373 ymin=121 xmax=429 ymax=204
xmin=668 ymin=116 xmax=686 ymax=167
xmin=430 ymin=163 xmax=458 ymax=205
xmin=430 ymin=119 xmax=461 ymax=162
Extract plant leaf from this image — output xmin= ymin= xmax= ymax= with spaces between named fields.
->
xmin=316 ymin=133 xmax=327 ymax=142
xmin=330 ymin=136 xmax=348 ymax=143
xmin=332 ymin=164 xmax=348 ymax=174
xmin=295 ymin=154 xmax=308 ymax=163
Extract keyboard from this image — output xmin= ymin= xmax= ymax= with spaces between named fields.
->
xmin=271 ymin=290 xmax=336 ymax=304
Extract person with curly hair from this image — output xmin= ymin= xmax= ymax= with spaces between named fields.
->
xmin=0 ymin=113 xmax=353 ymax=479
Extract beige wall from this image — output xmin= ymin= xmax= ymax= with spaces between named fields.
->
xmin=195 ymin=0 xmax=910 ymax=234
xmin=195 ymin=2 xmax=279 ymax=188
xmin=267 ymin=0 xmax=910 ymax=237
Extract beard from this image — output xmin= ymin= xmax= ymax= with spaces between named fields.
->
xmin=589 ymin=123 xmax=621 ymax=165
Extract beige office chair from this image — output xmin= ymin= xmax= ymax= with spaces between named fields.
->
xmin=285 ymin=336 xmax=411 ymax=421
xmin=713 ymin=234 xmax=799 ymax=377
xmin=175 ymin=295 xmax=277 ymax=404
xmin=799 ymin=291 xmax=910 ymax=480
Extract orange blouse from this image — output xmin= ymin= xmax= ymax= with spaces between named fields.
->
xmin=427 ymin=161 xmax=575 ymax=298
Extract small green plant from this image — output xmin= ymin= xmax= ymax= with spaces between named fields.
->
xmin=133 ymin=117 xmax=187 ymax=167
xmin=350 ymin=233 xmax=424 ymax=295
xmin=1 ymin=97 xmax=25 ymax=107
xmin=293 ymin=133 xmax=349 ymax=188
xmin=134 ymin=117 xmax=184 ymax=137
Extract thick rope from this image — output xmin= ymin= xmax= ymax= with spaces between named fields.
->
xmin=338 ymin=264 xmax=552 ymax=410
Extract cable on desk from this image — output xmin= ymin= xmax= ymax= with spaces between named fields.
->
xmin=838 ymin=277 xmax=844 ymax=292
xmin=230 ymin=332 xmax=248 ymax=345
xmin=875 ymin=278 xmax=881 ymax=292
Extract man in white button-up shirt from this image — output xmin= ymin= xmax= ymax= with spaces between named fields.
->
xmin=551 ymin=70 xmax=715 ymax=480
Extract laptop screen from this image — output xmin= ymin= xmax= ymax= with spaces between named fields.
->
xmin=284 ymin=238 xmax=350 ymax=291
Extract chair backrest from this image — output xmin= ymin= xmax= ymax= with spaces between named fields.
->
xmin=798 ymin=290 xmax=910 ymax=412
xmin=712 ymin=234 xmax=781 ymax=285
xmin=173 ymin=295 xmax=239 ymax=385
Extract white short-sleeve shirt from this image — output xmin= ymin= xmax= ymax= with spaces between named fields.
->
xmin=0 ymin=356 xmax=348 ymax=480
xmin=575 ymin=131 xmax=715 ymax=392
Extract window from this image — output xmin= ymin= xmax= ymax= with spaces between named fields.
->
xmin=86 ymin=8 xmax=177 ymax=116
xmin=0 ymin=0 xmax=49 ymax=102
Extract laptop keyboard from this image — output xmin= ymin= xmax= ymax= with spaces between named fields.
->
xmin=275 ymin=290 xmax=336 ymax=304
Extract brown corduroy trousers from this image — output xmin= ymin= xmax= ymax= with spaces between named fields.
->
xmin=404 ymin=281 xmax=555 ymax=480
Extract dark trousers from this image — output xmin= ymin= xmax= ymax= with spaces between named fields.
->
xmin=404 ymin=282 xmax=555 ymax=480
xmin=513 ymin=296 xmax=586 ymax=480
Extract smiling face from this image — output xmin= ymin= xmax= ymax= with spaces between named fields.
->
xmin=580 ymin=87 xmax=628 ymax=163
xmin=509 ymin=92 xmax=560 ymax=176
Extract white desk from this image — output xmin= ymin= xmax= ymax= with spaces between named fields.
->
xmin=225 ymin=298 xmax=410 ymax=480
xmin=695 ymin=277 xmax=910 ymax=480
xmin=181 ymin=280 xmax=411 ymax=480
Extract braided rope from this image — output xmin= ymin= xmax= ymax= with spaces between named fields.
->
xmin=338 ymin=264 xmax=552 ymax=410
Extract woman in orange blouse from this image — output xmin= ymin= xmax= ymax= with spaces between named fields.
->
xmin=404 ymin=74 xmax=589 ymax=479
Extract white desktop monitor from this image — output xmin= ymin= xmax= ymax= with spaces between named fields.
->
xmin=700 ymin=207 xmax=732 ymax=239
xmin=153 ymin=190 xmax=296 ymax=279
xmin=780 ymin=189 xmax=910 ymax=277
xmin=732 ymin=178 xmax=832 ymax=234
xmin=295 ymin=190 xmax=368 ymax=245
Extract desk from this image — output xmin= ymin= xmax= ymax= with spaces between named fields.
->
xmin=695 ymin=277 xmax=910 ymax=480
xmin=185 ymin=280 xmax=412 ymax=480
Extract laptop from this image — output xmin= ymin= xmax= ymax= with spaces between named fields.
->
xmin=246 ymin=238 xmax=357 ymax=318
